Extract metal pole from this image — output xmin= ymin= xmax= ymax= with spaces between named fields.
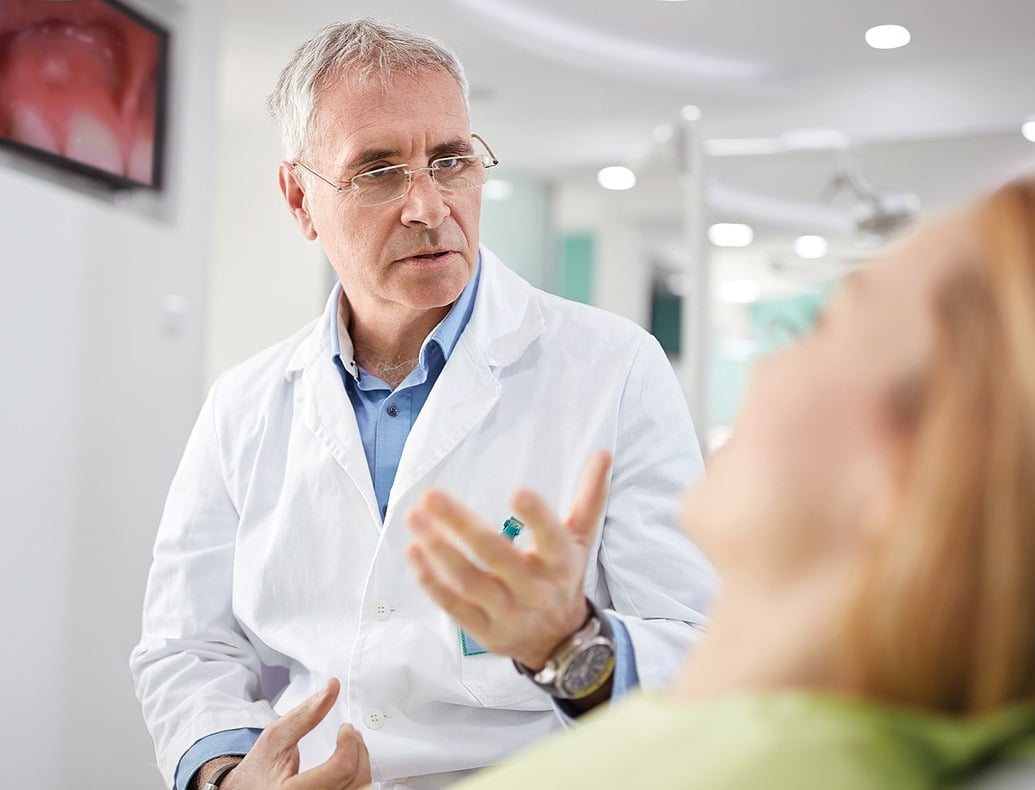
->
xmin=677 ymin=106 xmax=709 ymax=455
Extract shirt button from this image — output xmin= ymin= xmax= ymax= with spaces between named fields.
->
xmin=387 ymin=404 xmax=399 ymax=417
xmin=372 ymin=601 xmax=391 ymax=621
xmin=364 ymin=707 xmax=386 ymax=730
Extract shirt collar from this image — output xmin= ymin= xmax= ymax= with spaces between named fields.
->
xmin=330 ymin=254 xmax=482 ymax=382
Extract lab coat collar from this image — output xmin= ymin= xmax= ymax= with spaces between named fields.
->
xmin=330 ymin=286 xmax=359 ymax=381
xmin=284 ymin=246 xmax=544 ymax=379
xmin=462 ymin=246 xmax=545 ymax=369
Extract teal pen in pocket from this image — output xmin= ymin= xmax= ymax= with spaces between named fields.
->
xmin=501 ymin=515 xmax=525 ymax=541
xmin=459 ymin=516 xmax=526 ymax=657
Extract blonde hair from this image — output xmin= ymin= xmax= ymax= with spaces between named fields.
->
xmin=847 ymin=177 xmax=1035 ymax=714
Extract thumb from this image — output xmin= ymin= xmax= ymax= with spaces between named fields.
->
xmin=565 ymin=450 xmax=612 ymax=540
xmin=267 ymin=677 xmax=341 ymax=748
xmin=293 ymin=723 xmax=372 ymax=789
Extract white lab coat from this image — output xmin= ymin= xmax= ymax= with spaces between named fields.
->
xmin=131 ymin=249 xmax=715 ymax=789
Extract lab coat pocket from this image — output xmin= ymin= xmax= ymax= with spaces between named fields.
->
xmin=459 ymin=650 xmax=549 ymax=711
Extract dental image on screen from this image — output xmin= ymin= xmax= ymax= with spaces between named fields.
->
xmin=0 ymin=0 xmax=167 ymax=188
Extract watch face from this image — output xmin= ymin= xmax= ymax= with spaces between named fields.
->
xmin=560 ymin=643 xmax=615 ymax=698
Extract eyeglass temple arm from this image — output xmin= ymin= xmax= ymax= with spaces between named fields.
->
xmin=292 ymin=161 xmax=344 ymax=192
xmin=472 ymin=133 xmax=499 ymax=167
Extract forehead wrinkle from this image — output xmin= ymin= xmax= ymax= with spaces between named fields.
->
xmin=311 ymin=70 xmax=473 ymax=175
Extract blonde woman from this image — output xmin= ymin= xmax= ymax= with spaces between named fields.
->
xmin=402 ymin=176 xmax=1035 ymax=789
xmin=217 ymin=178 xmax=1035 ymax=789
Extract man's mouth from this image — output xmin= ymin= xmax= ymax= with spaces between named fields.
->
xmin=399 ymin=250 xmax=454 ymax=263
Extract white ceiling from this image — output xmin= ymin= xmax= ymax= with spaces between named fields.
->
xmin=220 ymin=0 xmax=1035 ymax=234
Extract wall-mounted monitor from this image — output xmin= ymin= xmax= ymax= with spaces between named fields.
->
xmin=0 ymin=0 xmax=169 ymax=189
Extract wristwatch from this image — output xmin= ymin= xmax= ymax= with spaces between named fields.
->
xmin=513 ymin=598 xmax=616 ymax=699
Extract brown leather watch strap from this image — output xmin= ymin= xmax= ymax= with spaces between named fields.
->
xmin=202 ymin=761 xmax=242 ymax=790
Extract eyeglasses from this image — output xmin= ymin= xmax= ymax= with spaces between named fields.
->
xmin=293 ymin=133 xmax=499 ymax=207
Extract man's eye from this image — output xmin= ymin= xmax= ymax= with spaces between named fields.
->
xmin=434 ymin=156 xmax=467 ymax=171
xmin=361 ymin=167 xmax=396 ymax=180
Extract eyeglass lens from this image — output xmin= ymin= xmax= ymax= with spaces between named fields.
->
xmin=353 ymin=156 xmax=491 ymax=206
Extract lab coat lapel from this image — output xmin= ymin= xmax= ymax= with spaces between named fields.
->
xmin=287 ymin=298 xmax=381 ymax=526
xmin=388 ymin=341 xmax=501 ymax=520
xmin=387 ymin=249 xmax=545 ymax=521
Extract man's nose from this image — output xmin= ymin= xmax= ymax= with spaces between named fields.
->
xmin=400 ymin=169 xmax=450 ymax=228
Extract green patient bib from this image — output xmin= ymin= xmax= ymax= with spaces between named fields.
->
xmin=455 ymin=690 xmax=1035 ymax=790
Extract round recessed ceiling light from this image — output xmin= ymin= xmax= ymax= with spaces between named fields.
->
xmin=865 ymin=24 xmax=911 ymax=50
xmin=1023 ymin=118 xmax=1035 ymax=143
xmin=708 ymin=223 xmax=754 ymax=248
xmin=681 ymin=105 xmax=702 ymax=121
xmin=597 ymin=166 xmax=637 ymax=191
xmin=794 ymin=235 xmax=829 ymax=259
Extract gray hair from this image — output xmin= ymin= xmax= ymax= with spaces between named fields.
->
xmin=266 ymin=18 xmax=470 ymax=162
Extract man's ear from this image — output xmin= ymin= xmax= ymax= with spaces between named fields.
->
xmin=278 ymin=161 xmax=318 ymax=240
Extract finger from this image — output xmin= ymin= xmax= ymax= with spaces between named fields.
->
xmin=510 ymin=487 xmax=569 ymax=568
xmin=331 ymin=725 xmax=371 ymax=787
xmin=408 ymin=509 xmax=511 ymax=602
xmin=350 ymin=725 xmax=372 ymax=788
xmin=405 ymin=542 xmax=493 ymax=633
xmin=267 ymin=677 xmax=341 ymax=748
xmin=413 ymin=491 xmax=528 ymax=579
xmin=291 ymin=724 xmax=371 ymax=789
xmin=510 ymin=452 xmax=611 ymax=568
xmin=565 ymin=450 xmax=613 ymax=540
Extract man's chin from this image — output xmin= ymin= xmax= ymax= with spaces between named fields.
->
xmin=390 ymin=266 xmax=472 ymax=306
xmin=383 ymin=286 xmax=461 ymax=313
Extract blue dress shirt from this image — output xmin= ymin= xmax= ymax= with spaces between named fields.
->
xmin=174 ymin=257 xmax=639 ymax=789
xmin=338 ymin=261 xmax=481 ymax=519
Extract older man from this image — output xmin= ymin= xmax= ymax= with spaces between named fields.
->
xmin=131 ymin=18 xmax=715 ymax=790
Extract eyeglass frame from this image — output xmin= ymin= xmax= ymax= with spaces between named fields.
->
xmin=292 ymin=133 xmax=499 ymax=207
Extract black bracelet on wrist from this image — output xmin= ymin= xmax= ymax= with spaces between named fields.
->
xmin=202 ymin=761 xmax=242 ymax=790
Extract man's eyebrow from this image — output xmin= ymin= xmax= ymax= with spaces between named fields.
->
xmin=345 ymin=148 xmax=401 ymax=172
xmin=429 ymin=137 xmax=474 ymax=158
xmin=343 ymin=138 xmax=472 ymax=172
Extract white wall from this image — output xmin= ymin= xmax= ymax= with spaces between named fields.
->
xmin=205 ymin=7 xmax=331 ymax=386
xmin=0 ymin=0 xmax=220 ymax=786
xmin=206 ymin=108 xmax=329 ymax=384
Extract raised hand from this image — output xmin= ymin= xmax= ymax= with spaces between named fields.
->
xmin=406 ymin=451 xmax=613 ymax=670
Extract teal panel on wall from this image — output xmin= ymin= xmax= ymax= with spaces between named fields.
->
xmin=560 ymin=233 xmax=594 ymax=305
xmin=710 ymin=286 xmax=833 ymax=428
xmin=650 ymin=290 xmax=681 ymax=355
xmin=748 ymin=289 xmax=830 ymax=354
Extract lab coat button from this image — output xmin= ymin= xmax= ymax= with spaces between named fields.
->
xmin=372 ymin=601 xmax=391 ymax=621
xmin=364 ymin=707 xmax=386 ymax=729
xmin=387 ymin=404 xmax=399 ymax=417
